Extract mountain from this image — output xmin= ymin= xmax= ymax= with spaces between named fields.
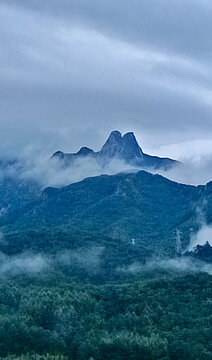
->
xmin=52 ymin=130 xmax=179 ymax=171
xmin=2 ymin=170 xmax=208 ymax=257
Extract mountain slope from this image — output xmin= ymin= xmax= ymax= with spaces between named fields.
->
xmin=0 ymin=175 xmax=41 ymax=223
xmin=3 ymin=170 xmax=204 ymax=256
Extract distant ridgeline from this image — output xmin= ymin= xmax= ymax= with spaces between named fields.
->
xmin=52 ymin=130 xmax=179 ymax=170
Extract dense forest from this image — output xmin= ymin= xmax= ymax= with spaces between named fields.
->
xmin=0 ymin=269 xmax=211 ymax=360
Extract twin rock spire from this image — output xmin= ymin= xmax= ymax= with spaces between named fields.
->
xmin=99 ymin=131 xmax=144 ymax=162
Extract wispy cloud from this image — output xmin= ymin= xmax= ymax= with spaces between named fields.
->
xmin=1 ymin=1 xmax=212 ymax=157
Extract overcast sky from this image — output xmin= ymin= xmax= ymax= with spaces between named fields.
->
xmin=1 ymin=0 xmax=212 ymax=159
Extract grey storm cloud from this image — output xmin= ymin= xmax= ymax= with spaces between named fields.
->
xmin=1 ymin=0 xmax=212 ymax=159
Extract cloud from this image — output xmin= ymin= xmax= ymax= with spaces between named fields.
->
xmin=3 ymin=1 xmax=212 ymax=60
xmin=0 ymin=252 xmax=51 ymax=278
xmin=2 ymin=139 xmax=212 ymax=189
xmin=1 ymin=1 xmax=212 ymax=159
xmin=0 ymin=145 xmax=138 ymax=188
xmin=0 ymin=246 xmax=104 ymax=279
xmin=147 ymin=140 xmax=212 ymax=185
xmin=119 ymin=257 xmax=212 ymax=275
xmin=189 ymin=224 xmax=212 ymax=250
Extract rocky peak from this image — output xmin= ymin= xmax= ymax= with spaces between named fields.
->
xmin=122 ymin=132 xmax=143 ymax=161
xmin=99 ymin=130 xmax=123 ymax=159
xmin=99 ymin=130 xmax=143 ymax=163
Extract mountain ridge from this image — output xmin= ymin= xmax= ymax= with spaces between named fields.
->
xmin=1 ymin=170 xmax=204 ymax=256
xmin=52 ymin=130 xmax=180 ymax=171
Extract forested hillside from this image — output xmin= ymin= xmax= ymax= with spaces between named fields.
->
xmin=1 ymin=171 xmax=207 ymax=256
xmin=0 ymin=171 xmax=211 ymax=359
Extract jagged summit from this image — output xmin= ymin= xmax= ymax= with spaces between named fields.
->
xmin=51 ymin=130 xmax=179 ymax=171
xmin=108 ymin=130 xmax=122 ymax=138
xmin=99 ymin=131 xmax=122 ymax=159
xmin=99 ymin=131 xmax=143 ymax=164
xmin=122 ymin=132 xmax=144 ymax=160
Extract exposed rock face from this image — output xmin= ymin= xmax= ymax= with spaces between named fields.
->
xmin=99 ymin=131 xmax=123 ymax=160
xmin=122 ymin=132 xmax=144 ymax=160
xmin=99 ymin=131 xmax=144 ymax=164
xmin=51 ymin=130 xmax=179 ymax=171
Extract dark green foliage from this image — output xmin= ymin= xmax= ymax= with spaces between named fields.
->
xmin=0 ymin=355 xmax=67 ymax=360
xmin=1 ymin=171 xmax=205 ymax=257
xmin=0 ymin=176 xmax=41 ymax=226
xmin=0 ymin=274 xmax=210 ymax=359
